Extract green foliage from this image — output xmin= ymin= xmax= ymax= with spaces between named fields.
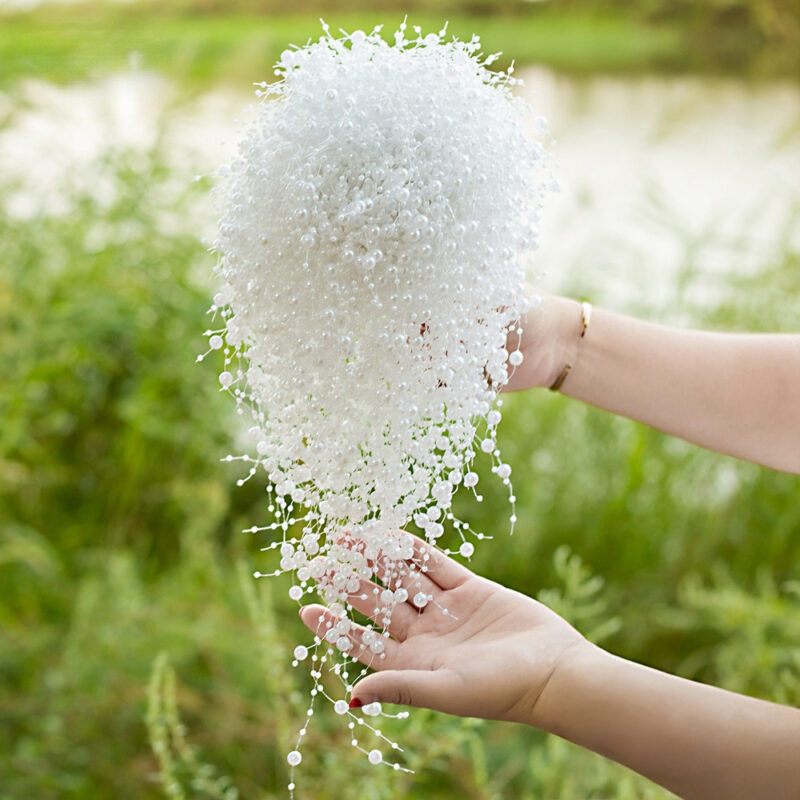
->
xmin=526 ymin=734 xmax=674 ymax=800
xmin=147 ymin=653 xmax=240 ymax=800
xmin=2 ymin=136 xmax=800 ymax=797
xmin=642 ymin=0 xmax=800 ymax=53
xmin=0 ymin=150 xmax=236 ymax=583
xmin=664 ymin=570 xmax=800 ymax=705
xmin=537 ymin=546 xmax=622 ymax=646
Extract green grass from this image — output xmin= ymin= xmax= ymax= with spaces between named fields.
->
xmin=0 ymin=6 xmax=687 ymax=90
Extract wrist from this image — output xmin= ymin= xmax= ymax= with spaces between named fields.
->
xmin=528 ymin=640 xmax=610 ymax=732
xmin=542 ymin=296 xmax=584 ymax=389
xmin=505 ymin=291 xmax=588 ymax=391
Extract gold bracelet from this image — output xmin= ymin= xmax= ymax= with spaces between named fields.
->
xmin=549 ymin=301 xmax=592 ymax=392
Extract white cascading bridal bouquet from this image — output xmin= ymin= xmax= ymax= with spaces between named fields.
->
xmin=203 ymin=20 xmax=552 ymax=787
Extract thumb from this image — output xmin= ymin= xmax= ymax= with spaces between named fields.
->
xmin=351 ymin=669 xmax=458 ymax=713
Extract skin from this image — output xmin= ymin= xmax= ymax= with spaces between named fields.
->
xmin=301 ymin=536 xmax=585 ymax=724
xmin=300 ymin=290 xmax=800 ymax=798
xmin=509 ymin=290 xmax=800 ymax=474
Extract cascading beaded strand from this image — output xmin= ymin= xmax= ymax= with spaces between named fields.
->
xmin=202 ymin=20 xmax=552 ymax=789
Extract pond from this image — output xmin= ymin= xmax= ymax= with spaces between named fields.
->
xmin=2 ymin=66 xmax=798 ymax=310
xmin=522 ymin=67 xmax=800 ymax=311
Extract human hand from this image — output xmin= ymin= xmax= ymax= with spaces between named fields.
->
xmin=503 ymin=288 xmax=584 ymax=392
xmin=298 ymin=533 xmax=589 ymax=726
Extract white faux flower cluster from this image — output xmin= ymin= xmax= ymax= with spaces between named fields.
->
xmin=207 ymin=21 xmax=550 ymax=779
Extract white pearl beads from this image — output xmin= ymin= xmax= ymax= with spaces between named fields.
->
xmin=334 ymin=700 xmax=349 ymax=715
xmin=288 ymin=585 xmax=303 ymax=601
xmin=211 ymin=20 xmax=551 ymax=781
xmin=293 ymin=645 xmax=308 ymax=661
xmin=213 ymin=22 xmax=548 ymax=566
xmin=362 ymin=702 xmax=382 ymax=717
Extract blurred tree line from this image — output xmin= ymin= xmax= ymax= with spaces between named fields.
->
xmin=2 ymin=0 xmax=797 ymax=86
xmin=153 ymin=0 xmax=799 ymax=37
xmin=128 ymin=0 xmax=800 ymax=74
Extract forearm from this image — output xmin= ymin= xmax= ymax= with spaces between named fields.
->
xmin=549 ymin=298 xmax=800 ymax=473
xmin=533 ymin=645 xmax=800 ymax=799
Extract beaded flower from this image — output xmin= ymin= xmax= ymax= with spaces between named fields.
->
xmin=205 ymin=20 xmax=551 ymax=784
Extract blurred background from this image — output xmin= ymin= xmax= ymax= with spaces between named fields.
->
xmin=1 ymin=0 xmax=799 ymax=797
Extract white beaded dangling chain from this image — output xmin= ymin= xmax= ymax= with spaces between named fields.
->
xmin=204 ymin=20 xmax=553 ymax=791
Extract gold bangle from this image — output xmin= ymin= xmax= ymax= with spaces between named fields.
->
xmin=549 ymin=301 xmax=592 ymax=392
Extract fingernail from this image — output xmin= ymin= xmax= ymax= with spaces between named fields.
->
xmin=348 ymin=698 xmax=363 ymax=709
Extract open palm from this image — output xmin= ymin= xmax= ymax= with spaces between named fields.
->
xmin=299 ymin=534 xmax=586 ymax=724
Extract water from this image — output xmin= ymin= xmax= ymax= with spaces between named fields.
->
xmin=519 ymin=68 xmax=800 ymax=311
xmin=0 ymin=73 xmax=239 ymax=221
xmin=2 ymin=67 xmax=799 ymax=309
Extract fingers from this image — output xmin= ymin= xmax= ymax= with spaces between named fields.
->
xmin=336 ymin=528 xmax=471 ymax=594
xmin=299 ymin=603 xmax=399 ymax=667
xmin=320 ymin=530 xmax=474 ymax=641
xmin=345 ymin=577 xmax=419 ymax=641
xmin=404 ymin=533 xmax=472 ymax=592
xmin=365 ymin=530 xmax=472 ymax=594
xmin=350 ymin=668 xmax=462 ymax=713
